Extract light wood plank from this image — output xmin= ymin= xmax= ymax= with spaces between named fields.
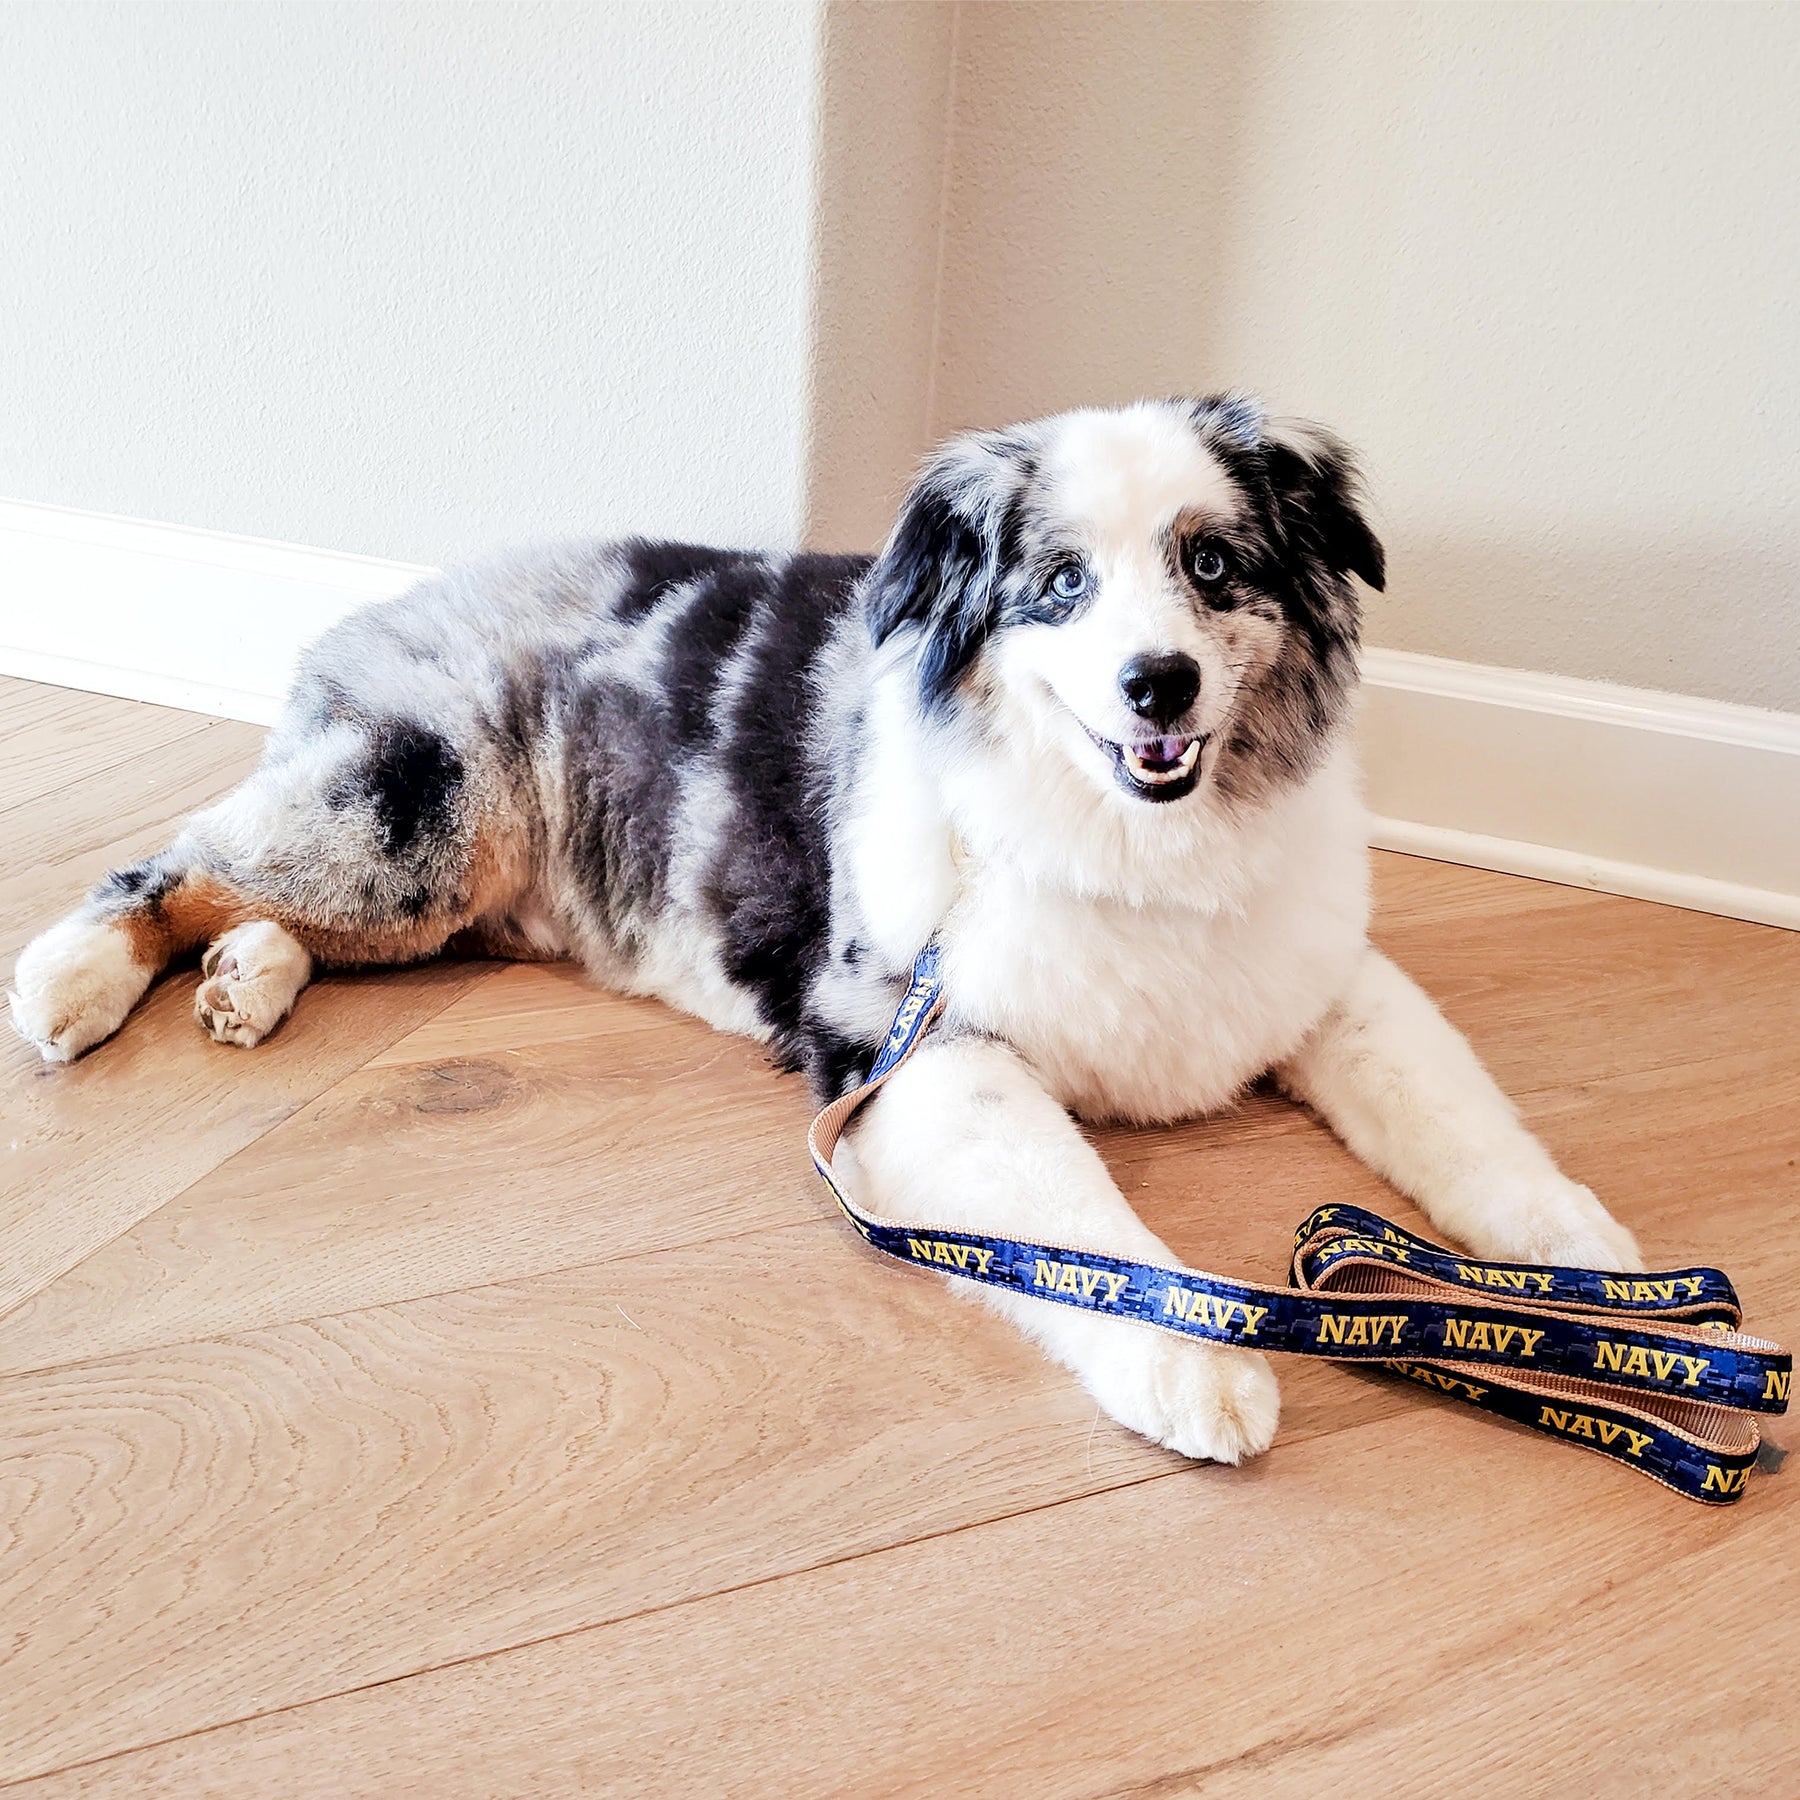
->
xmin=0 ymin=714 xmax=263 ymax=875
xmin=0 ymin=966 xmax=820 ymax=1376
xmin=1375 ymin=876 xmax=1800 ymax=1090
xmin=0 ymin=684 xmax=218 ymax=814
xmin=15 ymin=1400 xmax=1789 ymax=1799
xmin=0 ymin=716 xmax=264 ymax=962
xmin=1371 ymin=846 xmax=1616 ymax=924
xmin=0 ymin=1224 xmax=1180 ymax=1783
xmin=0 ymin=961 xmax=490 ymax=1325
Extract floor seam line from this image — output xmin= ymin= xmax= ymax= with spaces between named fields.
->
xmin=0 ymin=1465 xmax=1192 ymax=1789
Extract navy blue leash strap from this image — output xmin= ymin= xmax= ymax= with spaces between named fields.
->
xmin=808 ymin=944 xmax=1791 ymax=1505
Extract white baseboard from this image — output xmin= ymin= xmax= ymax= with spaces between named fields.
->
xmin=1358 ymin=649 xmax=1800 ymax=929
xmin=3 ymin=499 xmax=1796 ymax=930
xmin=0 ymin=499 xmax=426 ymax=725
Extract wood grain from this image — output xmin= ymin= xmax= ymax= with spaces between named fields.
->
xmin=15 ymin=1403 xmax=1791 ymax=1799
xmin=0 ymin=966 xmax=821 ymax=1376
xmin=1 ymin=681 xmax=1794 ymax=1796
xmin=0 ymin=1224 xmax=1178 ymax=1782
xmin=0 ymin=962 xmax=492 ymax=1320
xmin=0 ymin=715 xmax=265 ymax=960
xmin=0 ymin=683 xmax=216 ymax=815
xmin=0 ymin=696 xmax=488 ymax=1323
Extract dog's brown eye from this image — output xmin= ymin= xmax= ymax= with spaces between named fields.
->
xmin=1191 ymin=541 xmax=1228 ymax=584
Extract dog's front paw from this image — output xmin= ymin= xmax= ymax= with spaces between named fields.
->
xmin=1461 ymin=1171 xmax=1643 ymax=1273
xmin=1084 ymin=1332 xmax=1281 ymax=1465
xmin=7 ymin=915 xmax=150 ymax=1063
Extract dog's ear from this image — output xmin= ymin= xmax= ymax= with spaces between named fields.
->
xmin=1261 ymin=422 xmax=1385 ymax=593
xmin=866 ymin=437 xmax=1018 ymax=712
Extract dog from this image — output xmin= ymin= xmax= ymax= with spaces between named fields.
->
xmin=7 ymin=394 xmax=1643 ymax=1463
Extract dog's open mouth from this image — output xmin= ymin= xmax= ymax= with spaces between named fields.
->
xmin=1083 ymin=728 xmax=1206 ymax=802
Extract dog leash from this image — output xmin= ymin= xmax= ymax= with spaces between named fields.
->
xmin=809 ymin=944 xmax=1791 ymax=1504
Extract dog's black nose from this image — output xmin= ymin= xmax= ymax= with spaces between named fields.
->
xmin=1118 ymin=653 xmax=1200 ymax=724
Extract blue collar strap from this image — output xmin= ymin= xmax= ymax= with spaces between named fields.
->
xmin=809 ymin=944 xmax=1791 ymax=1505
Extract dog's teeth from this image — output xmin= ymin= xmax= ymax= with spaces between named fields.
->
xmin=1120 ymin=737 xmax=1202 ymax=784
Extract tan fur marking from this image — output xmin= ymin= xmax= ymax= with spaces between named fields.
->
xmin=119 ymin=873 xmax=258 ymax=968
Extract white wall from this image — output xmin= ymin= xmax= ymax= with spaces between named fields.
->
xmin=2 ymin=0 xmax=1795 ymax=923
xmin=0 ymin=0 xmax=824 ymax=565
xmin=804 ymin=1 xmax=957 ymax=553
xmin=927 ymin=1 xmax=1800 ymax=712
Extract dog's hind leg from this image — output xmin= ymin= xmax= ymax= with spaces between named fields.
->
xmin=8 ymin=848 xmax=270 ymax=1062
xmin=10 ymin=716 xmax=534 ymax=1061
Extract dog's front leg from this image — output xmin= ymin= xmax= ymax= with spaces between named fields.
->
xmin=846 ymin=1035 xmax=1280 ymax=1463
xmin=1278 ymin=946 xmax=1642 ymax=1271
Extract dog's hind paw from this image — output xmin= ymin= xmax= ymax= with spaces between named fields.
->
xmin=1085 ymin=1334 xmax=1281 ymax=1465
xmin=194 ymin=921 xmax=312 ymax=1049
xmin=7 ymin=915 xmax=152 ymax=1063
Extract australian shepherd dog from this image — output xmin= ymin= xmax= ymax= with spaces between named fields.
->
xmin=9 ymin=395 xmax=1641 ymax=1462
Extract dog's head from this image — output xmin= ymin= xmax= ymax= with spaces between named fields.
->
xmin=865 ymin=396 xmax=1383 ymax=808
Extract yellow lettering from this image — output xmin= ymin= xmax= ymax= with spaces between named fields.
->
xmin=1163 ymin=1288 xmax=1191 ymax=1320
xmin=1056 ymin=1266 xmax=1079 ymax=1295
xmin=1034 ymin=1259 xmax=1058 ymax=1290
xmin=1602 ymin=1279 xmax=1633 ymax=1301
xmin=1388 ymin=1361 xmax=1489 ymax=1403
xmin=1239 ymin=1304 xmax=1267 ymax=1337
xmin=1443 ymin=1320 xmax=1499 ymax=1354
xmin=911 ymin=1238 xmax=997 ymax=1276
xmin=1537 ymin=1405 xmax=1653 ymax=1458
xmin=1702 ymin=1464 xmax=1750 ymax=1495
xmin=1321 ymin=1312 xmax=1404 ymax=1348
xmin=1765 ymin=1369 xmax=1792 ymax=1403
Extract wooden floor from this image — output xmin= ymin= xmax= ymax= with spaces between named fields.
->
xmin=1 ymin=675 xmax=1796 ymax=1796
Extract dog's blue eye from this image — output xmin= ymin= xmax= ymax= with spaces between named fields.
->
xmin=1049 ymin=563 xmax=1088 ymax=601
xmin=1192 ymin=543 xmax=1228 ymax=584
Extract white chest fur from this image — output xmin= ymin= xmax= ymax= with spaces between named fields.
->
xmin=939 ymin=826 xmax=1367 ymax=1123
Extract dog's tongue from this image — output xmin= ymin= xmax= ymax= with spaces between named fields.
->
xmin=1140 ymin=735 xmax=1190 ymax=767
